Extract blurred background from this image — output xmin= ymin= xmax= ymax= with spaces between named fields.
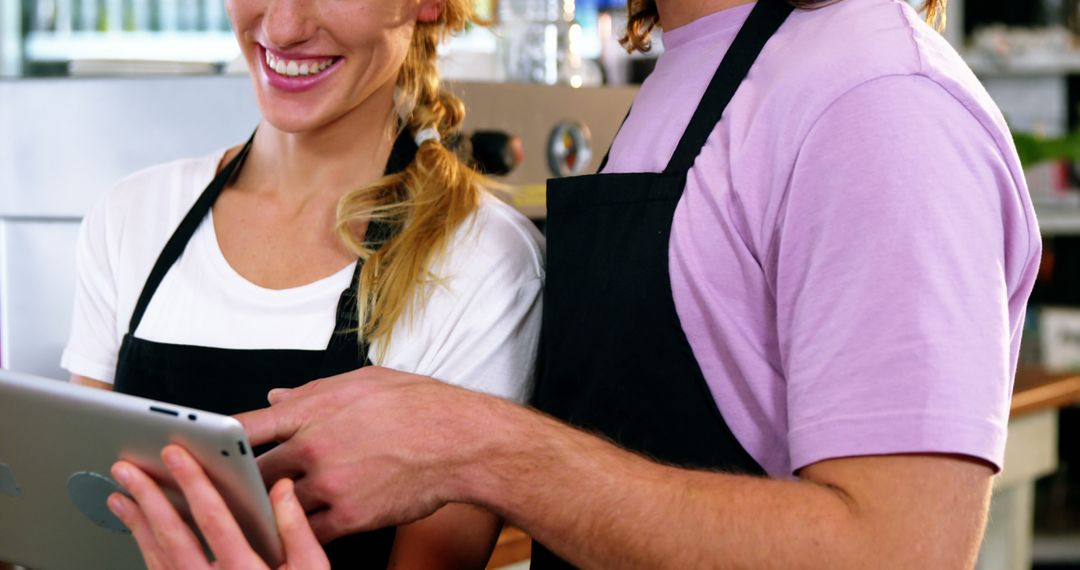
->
xmin=4 ymin=0 xmax=1080 ymax=568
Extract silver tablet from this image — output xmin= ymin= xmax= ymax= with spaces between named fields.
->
xmin=0 ymin=369 xmax=284 ymax=569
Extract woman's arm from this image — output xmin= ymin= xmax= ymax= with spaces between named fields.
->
xmin=388 ymin=504 xmax=501 ymax=569
xmin=71 ymin=374 xmax=113 ymax=390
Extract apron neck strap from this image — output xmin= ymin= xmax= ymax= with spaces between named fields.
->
xmin=126 ymin=130 xmax=255 ymax=335
xmin=126 ymin=128 xmax=419 ymax=337
xmin=321 ymin=130 xmax=418 ymax=371
xmin=661 ymin=0 xmax=793 ymax=175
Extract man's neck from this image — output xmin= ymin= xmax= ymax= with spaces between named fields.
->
xmin=656 ymin=0 xmax=756 ymax=32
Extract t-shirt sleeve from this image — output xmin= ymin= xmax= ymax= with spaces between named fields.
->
xmin=61 ymin=193 xmax=123 ymax=383
xmin=375 ymin=203 xmax=545 ymax=404
xmin=775 ymin=75 xmax=1039 ymax=473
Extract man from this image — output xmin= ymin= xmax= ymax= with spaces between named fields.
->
xmin=109 ymin=0 xmax=1040 ymax=566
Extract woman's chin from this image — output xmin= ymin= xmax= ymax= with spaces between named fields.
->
xmin=257 ymin=103 xmax=332 ymax=135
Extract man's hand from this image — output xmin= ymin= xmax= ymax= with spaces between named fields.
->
xmin=108 ymin=445 xmax=329 ymax=570
xmin=238 ymin=367 xmax=503 ymax=543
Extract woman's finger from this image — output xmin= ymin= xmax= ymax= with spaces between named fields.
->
xmin=161 ymin=445 xmax=264 ymax=568
xmin=106 ymin=492 xmax=172 ymax=570
xmin=111 ymin=461 xmax=209 ymax=569
xmin=269 ymin=479 xmax=330 ymax=570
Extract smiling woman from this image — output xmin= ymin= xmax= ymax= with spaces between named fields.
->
xmin=62 ymin=0 xmax=545 ymax=568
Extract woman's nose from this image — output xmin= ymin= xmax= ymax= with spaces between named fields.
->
xmin=262 ymin=0 xmax=318 ymax=50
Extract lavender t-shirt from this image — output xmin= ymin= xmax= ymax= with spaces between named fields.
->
xmin=603 ymin=0 xmax=1040 ymax=477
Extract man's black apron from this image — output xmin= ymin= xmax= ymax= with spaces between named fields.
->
xmin=114 ymin=131 xmax=418 ymax=568
xmin=531 ymin=1 xmax=793 ymax=566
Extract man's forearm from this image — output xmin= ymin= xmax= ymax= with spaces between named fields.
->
xmin=454 ymin=399 xmax=991 ymax=569
xmin=456 ymin=403 xmax=858 ymax=568
xmin=240 ymin=370 xmax=992 ymax=567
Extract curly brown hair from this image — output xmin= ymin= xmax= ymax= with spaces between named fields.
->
xmin=620 ymin=0 xmax=947 ymax=52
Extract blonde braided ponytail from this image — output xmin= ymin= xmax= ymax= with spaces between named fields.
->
xmin=336 ymin=0 xmax=482 ymax=353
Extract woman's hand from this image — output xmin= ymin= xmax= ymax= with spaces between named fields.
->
xmin=108 ymin=445 xmax=329 ymax=570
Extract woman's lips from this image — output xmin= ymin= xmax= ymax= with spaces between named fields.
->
xmin=258 ymin=45 xmax=344 ymax=94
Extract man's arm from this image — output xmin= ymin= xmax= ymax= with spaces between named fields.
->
xmin=466 ymin=399 xmax=992 ymax=568
xmin=243 ymin=368 xmax=994 ymax=569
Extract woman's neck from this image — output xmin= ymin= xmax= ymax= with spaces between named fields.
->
xmin=657 ymin=0 xmax=756 ymax=32
xmin=239 ymin=80 xmax=399 ymax=209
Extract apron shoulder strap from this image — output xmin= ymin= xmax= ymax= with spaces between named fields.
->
xmin=596 ymin=108 xmax=632 ymax=173
xmin=126 ymin=131 xmax=256 ymax=335
xmin=320 ymin=129 xmax=419 ymax=372
xmin=663 ymin=0 xmax=793 ymax=175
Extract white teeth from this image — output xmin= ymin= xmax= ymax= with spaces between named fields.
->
xmin=264 ymin=49 xmax=335 ymax=78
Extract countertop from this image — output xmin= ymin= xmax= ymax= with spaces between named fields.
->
xmin=1012 ymin=367 xmax=1080 ymax=418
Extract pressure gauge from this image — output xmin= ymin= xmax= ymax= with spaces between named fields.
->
xmin=547 ymin=120 xmax=593 ymax=178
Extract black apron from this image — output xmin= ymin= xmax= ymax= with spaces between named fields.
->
xmin=114 ymin=131 xmax=417 ymax=569
xmin=530 ymin=1 xmax=792 ymax=567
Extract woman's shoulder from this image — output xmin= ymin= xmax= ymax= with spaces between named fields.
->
xmin=100 ymin=150 xmax=225 ymax=220
xmin=437 ymin=192 xmax=546 ymax=282
xmin=77 ymin=149 xmax=227 ymax=268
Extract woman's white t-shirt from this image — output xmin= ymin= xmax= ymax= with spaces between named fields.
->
xmin=61 ymin=150 xmax=545 ymax=403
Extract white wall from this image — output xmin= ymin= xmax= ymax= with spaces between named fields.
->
xmin=0 ymin=75 xmax=260 ymax=378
